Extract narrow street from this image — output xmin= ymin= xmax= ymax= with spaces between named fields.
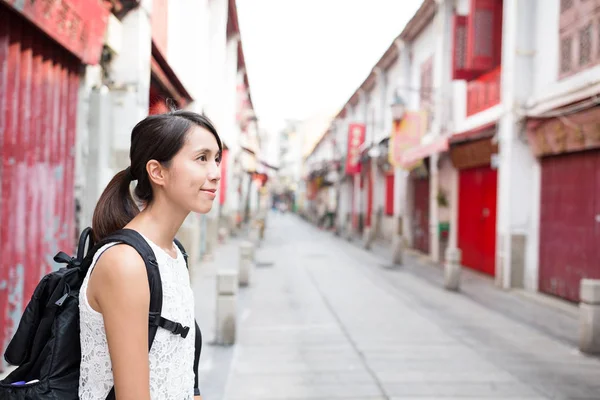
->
xmin=198 ymin=213 xmax=600 ymax=400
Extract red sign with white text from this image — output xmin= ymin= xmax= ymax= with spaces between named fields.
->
xmin=345 ymin=123 xmax=366 ymax=175
xmin=1 ymin=0 xmax=110 ymax=65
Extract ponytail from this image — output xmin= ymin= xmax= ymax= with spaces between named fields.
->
xmin=92 ymin=167 xmax=140 ymax=242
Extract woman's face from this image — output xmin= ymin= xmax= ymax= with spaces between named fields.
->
xmin=162 ymin=125 xmax=222 ymax=214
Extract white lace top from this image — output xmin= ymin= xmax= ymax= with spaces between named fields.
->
xmin=78 ymin=235 xmax=195 ymax=400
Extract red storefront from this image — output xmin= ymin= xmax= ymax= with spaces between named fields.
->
xmin=0 ymin=0 xmax=109 ymax=369
xmin=528 ymin=106 xmax=600 ymax=302
xmin=412 ymin=173 xmax=430 ymax=254
xmin=450 ymin=127 xmax=498 ymax=276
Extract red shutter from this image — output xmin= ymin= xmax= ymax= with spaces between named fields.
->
xmin=467 ymin=0 xmax=499 ymax=72
xmin=452 ymin=15 xmax=472 ymax=80
xmin=385 ymin=173 xmax=394 ymax=216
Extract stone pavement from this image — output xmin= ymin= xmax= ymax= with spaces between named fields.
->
xmin=195 ymin=213 xmax=600 ymax=400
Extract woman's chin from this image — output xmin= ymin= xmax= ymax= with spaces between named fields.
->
xmin=192 ymin=201 xmax=214 ymax=215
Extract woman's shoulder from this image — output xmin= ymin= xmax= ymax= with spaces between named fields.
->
xmin=91 ymin=244 xmax=148 ymax=291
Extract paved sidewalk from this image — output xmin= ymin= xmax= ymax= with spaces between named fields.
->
xmin=191 ymin=235 xmax=241 ymax=399
xmin=212 ymin=213 xmax=600 ymax=400
xmin=364 ymin=237 xmax=580 ymax=349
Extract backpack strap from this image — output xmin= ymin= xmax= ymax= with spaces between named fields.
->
xmin=94 ymin=229 xmax=190 ymax=400
xmin=173 ymin=237 xmax=188 ymax=267
xmin=172 ymin=237 xmax=203 ymax=397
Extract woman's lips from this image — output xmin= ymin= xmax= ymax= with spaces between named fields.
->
xmin=200 ymin=189 xmax=216 ymax=199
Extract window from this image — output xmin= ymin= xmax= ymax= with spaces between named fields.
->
xmin=420 ymin=56 xmax=434 ymax=127
xmin=452 ymin=0 xmax=503 ymax=80
xmin=559 ymin=0 xmax=600 ymax=78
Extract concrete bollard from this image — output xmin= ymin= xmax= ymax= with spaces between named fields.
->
xmin=249 ymin=223 xmax=260 ymax=246
xmin=258 ymin=218 xmax=266 ymax=240
xmin=238 ymin=241 xmax=255 ymax=287
xmin=392 ymin=234 xmax=404 ymax=265
xmin=363 ymin=227 xmax=376 ymax=250
xmin=215 ymin=270 xmax=237 ymax=346
xmin=218 ymin=226 xmax=229 ymax=244
xmin=579 ymin=279 xmax=600 ymax=354
xmin=444 ymin=247 xmax=462 ymax=291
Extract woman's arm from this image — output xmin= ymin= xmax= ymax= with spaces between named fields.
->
xmin=88 ymin=245 xmax=151 ymax=400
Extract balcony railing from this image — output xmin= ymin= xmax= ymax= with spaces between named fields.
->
xmin=466 ymin=66 xmax=501 ymax=117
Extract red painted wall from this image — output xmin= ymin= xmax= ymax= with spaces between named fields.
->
xmin=0 ymin=7 xmax=79 ymax=365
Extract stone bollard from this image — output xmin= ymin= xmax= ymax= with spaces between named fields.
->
xmin=258 ymin=218 xmax=266 ymax=240
xmin=215 ymin=270 xmax=237 ymax=346
xmin=444 ymin=247 xmax=462 ymax=291
xmin=579 ymin=279 xmax=600 ymax=354
xmin=249 ymin=222 xmax=260 ymax=246
xmin=363 ymin=227 xmax=376 ymax=250
xmin=238 ymin=241 xmax=255 ymax=287
xmin=392 ymin=234 xmax=404 ymax=265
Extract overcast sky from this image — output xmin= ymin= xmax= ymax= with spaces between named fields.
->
xmin=236 ymin=0 xmax=423 ymax=133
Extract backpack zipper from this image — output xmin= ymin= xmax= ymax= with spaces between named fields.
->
xmin=55 ymin=284 xmax=71 ymax=306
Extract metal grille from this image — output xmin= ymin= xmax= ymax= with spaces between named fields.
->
xmin=560 ymin=35 xmax=573 ymax=73
xmin=456 ymin=23 xmax=467 ymax=69
xmin=561 ymin=0 xmax=574 ymax=13
xmin=579 ymin=23 xmax=592 ymax=65
xmin=474 ymin=9 xmax=494 ymax=57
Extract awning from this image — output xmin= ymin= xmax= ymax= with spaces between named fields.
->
xmin=450 ymin=123 xmax=496 ymax=145
xmin=150 ymin=41 xmax=193 ymax=107
xmin=400 ymin=136 xmax=449 ymax=168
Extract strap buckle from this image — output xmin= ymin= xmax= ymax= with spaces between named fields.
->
xmin=173 ymin=323 xmax=190 ymax=338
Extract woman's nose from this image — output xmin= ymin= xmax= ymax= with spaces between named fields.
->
xmin=208 ymin=161 xmax=221 ymax=181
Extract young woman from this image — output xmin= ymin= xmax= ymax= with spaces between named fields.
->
xmin=78 ymin=111 xmax=221 ymax=400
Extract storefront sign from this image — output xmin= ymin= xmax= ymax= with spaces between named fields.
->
xmin=345 ymin=123 xmax=366 ymax=175
xmin=1 ymin=0 xmax=110 ymax=65
xmin=450 ymin=137 xmax=498 ymax=170
xmin=388 ymin=111 xmax=428 ymax=169
xmin=526 ymin=107 xmax=600 ymax=157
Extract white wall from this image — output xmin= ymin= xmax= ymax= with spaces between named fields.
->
xmin=167 ymin=0 xmax=210 ymax=111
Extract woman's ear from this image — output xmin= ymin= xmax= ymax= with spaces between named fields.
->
xmin=146 ymin=160 xmax=167 ymax=187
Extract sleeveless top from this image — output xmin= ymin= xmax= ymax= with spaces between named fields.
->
xmin=78 ymin=234 xmax=196 ymax=400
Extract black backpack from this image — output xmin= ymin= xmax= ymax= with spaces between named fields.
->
xmin=0 ymin=227 xmax=202 ymax=399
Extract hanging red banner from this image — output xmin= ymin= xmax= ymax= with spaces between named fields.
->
xmin=388 ymin=111 xmax=428 ymax=169
xmin=345 ymin=123 xmax=366 ymax=175
xmin=1 ymin=0 xmax=110 ymax=65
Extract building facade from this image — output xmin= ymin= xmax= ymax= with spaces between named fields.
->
xmin=303 ymin=0 xmax=600 ymax=304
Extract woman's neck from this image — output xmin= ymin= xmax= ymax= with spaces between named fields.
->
xmin=126 ymin=201 xmax=188 ymax=250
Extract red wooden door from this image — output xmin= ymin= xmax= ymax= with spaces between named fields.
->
xmin=539 ymin=150 xmax=600 ymax=302
xmin=458 ymin=166 xmax=497 ymax=275
xmin=0 ymin=7 xmax=79 ymax=365
xmin=412 ymin=177 xmax=430 ymax=253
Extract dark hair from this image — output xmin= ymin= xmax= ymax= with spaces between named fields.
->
xmin=92 ymin=110 xmax=222 ymax=241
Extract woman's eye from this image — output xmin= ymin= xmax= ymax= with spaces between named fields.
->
xmin=198 ymin=155 xmax=207 ymax=162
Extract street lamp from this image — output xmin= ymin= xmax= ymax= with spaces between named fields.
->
xmin=390 ymin=92 xmax=406 ymax=121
